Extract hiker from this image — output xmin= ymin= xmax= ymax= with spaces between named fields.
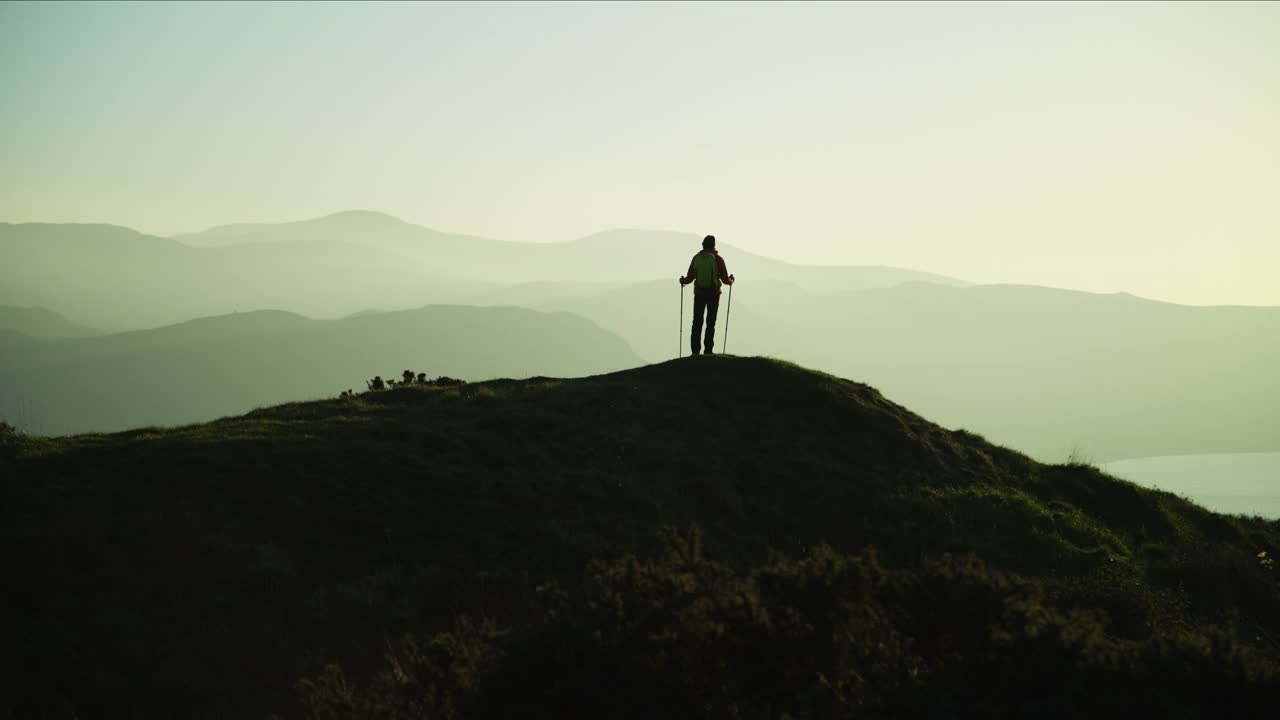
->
xmin=679 ymin=234 xmax=734 ymax=355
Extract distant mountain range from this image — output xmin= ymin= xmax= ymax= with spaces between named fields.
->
xmin=176 ymin=210 xmax=968 ymax=288
xmin=1 ymin=211 xmax=965 ymax=330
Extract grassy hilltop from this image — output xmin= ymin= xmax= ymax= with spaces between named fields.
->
xmin=3 ymin=356 xmax=1279 ymax=718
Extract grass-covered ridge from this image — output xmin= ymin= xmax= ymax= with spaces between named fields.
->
xmin=2 ymin=356 xmax=1278 ymax=718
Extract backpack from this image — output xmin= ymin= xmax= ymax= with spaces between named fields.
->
xmin=693 ymin=252 xmax=721 ymax=291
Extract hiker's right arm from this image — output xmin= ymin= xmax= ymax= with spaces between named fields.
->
xmin=717 ymin=256 xmax=734 ymax=284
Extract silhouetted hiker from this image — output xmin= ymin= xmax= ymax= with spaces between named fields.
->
xmin=679 ymin=234 xmax=734 ymax=355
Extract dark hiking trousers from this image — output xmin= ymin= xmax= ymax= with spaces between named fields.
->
xmin=691 ymin=293 xmax=720 ymax=355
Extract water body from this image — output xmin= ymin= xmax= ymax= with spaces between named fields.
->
xmin=1103 ymin=452 xmax=1280 ymax=520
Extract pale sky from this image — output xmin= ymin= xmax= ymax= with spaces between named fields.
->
xmin=2 ymin=1 xmax=1277 ymax=305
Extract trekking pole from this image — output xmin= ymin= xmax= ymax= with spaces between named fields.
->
xmin=723 ymin=278 xmax=734 ymax=355
xmin=678 ymin=282 xmax=684 ymax=359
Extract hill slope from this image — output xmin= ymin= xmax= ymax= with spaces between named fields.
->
xmin=2 ymin=357 xmax=1278 ymax=718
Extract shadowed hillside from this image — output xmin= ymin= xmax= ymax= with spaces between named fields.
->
xmin=2 ymin=357 xmax=1277 ymax=718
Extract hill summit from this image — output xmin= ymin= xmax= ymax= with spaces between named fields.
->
xmin=3 ymin=356 xmax=1278 ymax=718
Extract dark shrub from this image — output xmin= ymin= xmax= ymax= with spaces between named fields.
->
xmin=296 ymin=618 xmax=504 ymax=720
xmin=297 ymin=528 xmax=1279 ymax=719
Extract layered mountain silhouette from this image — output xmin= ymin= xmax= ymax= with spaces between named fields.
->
xmin=0 ymin=305 xmax=640 ymax=435
xmin=0 ymin=220 xmax=478 ymax=330
xmin=0 ymin=305 xmax=99 ymax=340
xmin=3 ymin=211 xmax=1277 ymax=462
xmin=1 ymin=213 xmax=963 ymax=329
xmin=177 ymin=210 xmax=968 ymax=288
xmin=3 ymin=357 xmax=1277 ymax=718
